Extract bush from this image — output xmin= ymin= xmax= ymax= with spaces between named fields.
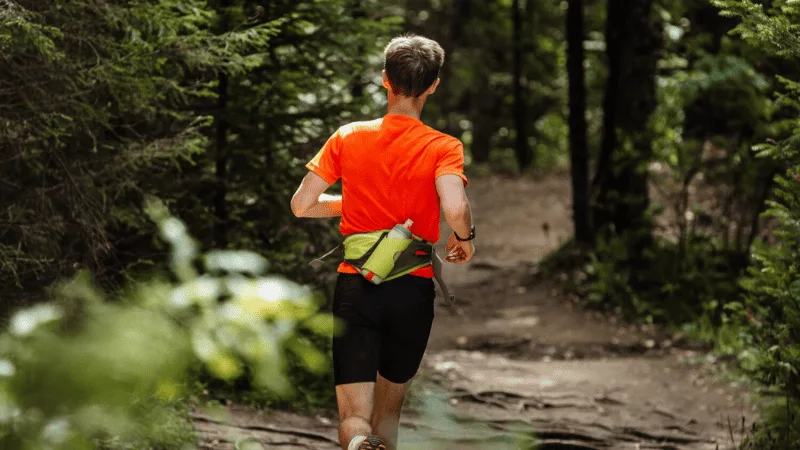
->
xmin=0 ymin=198 xmax=336 ymax=449
xmin=578 ymin=231 xmax=743 ymax=327
xmin=196 ymin=329 xmax=336 ymax=414
xmin=709 ymin=1 xmax=800 ymax=447
xmin=737 ymin=168 xmax=800 ymax=448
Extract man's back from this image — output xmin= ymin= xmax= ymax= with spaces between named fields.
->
xmin=307 ymin=114 xmax=467 ymax=245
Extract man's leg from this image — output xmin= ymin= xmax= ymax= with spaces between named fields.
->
xmin=332 ymin=274 xmax=383 ymax=449
xmin=375 ymin=275 xmax=436 ymax=450
xmin=370 ymin=374 xmax=412 ymax=449
xmin=336 ymin=382 xmax=375 ymax=449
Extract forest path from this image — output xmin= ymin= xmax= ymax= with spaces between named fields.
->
xmin=194 ymin=174 xmax=756 ymax=450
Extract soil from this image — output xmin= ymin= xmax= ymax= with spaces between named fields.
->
xmin=193 ymin=174 xmax=757 ymax=450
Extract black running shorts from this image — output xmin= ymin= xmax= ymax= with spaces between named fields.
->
xmin=332 ymin=273 xmax=435 ymax=385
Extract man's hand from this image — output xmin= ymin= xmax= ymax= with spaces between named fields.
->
xmin=445 ymin=231 xmax=474 ymax=264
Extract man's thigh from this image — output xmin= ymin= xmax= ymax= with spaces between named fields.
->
xmin=333 ymin=274 xmax=382 ymax=385
xmin=378 ymin=276 xmax=435 ymax=384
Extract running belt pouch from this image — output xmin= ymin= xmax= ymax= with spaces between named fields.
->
xmin=344 ymin=232 xmax=431 ymax=284
xmin=361 ymin=235 xmax=412 ymax=281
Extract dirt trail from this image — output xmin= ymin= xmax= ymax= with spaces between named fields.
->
xmin=194 ymin=175 xmax=756 ymax=450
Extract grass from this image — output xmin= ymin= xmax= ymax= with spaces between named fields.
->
xmin=97 ymin=401 xmax=197 ymax=450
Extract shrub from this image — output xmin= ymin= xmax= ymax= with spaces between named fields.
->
xmin=0 ymin=198 xmax=335 ymax=449
xmin=709 ymin=1 xmax=800 ymax=446
xmin=580 ymin=231 xmax=742 ymax=327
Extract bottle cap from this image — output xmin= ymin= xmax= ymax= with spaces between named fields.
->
xmin=403 ymin=219 xmax=414 ymax=229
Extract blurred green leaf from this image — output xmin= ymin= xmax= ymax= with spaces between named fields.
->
xmin=206 ymin=250 xmax=270 ymax=275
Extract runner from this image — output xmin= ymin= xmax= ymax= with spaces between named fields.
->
xmin=291 ymin=33 xmax=475 ymax=450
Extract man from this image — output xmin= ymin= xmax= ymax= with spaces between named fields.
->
xmin=291 ymin=33 xmax=475 ymax=450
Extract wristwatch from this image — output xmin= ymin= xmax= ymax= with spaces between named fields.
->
xmin=454 ymin=225 xmax=476 ymax=242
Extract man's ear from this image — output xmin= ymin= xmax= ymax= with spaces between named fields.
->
xmin=427 ymin=78 xmax=441 ymax=95
xmin=382 ymin=70 xmax=392 ymax=90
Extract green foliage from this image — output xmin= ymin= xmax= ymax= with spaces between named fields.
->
xmin=0 ymin=0 xmax=398 ymax=309
xmin=577 ymin=0 xmax=780 ymax=330
xmin=575 ymin=0 xmax=800 ymax=445
xmin=95 ymin=403 xmax=196 ymax=450
xmin=735 ymin=165 xmax=800 ymax=448
xmin=713 ymin=0 xmax=800 ymax=58
xmin=704 ymin=1 xmax=800 ymax=447
xmin=0 ymin=200 xmax=335 ymax=449
xmin=196 ymin=329 xmax=336 ymax=414
xmin=581 ymin=231 xmax=742 ymax=326
xmin=179 ymin=0 xmax=400 ymax=282
xmin=401 ymin=0 xmax=568 ymax=170
xmin=0 ymin=0 xmax=227 ymax=292
xmin=0 ymin=0 xmax=394 ymax=438
xmin=741 ymin=163 xmax=800 ymax=448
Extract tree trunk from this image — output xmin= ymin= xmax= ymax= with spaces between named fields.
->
xmin=350 ymin=0 xmax=366 ymax=99
xmin=591 ymin=0 xmax=661 ymax=242
xmin=213 ymin=0 xmax=230 ymax=248
xmin=566 ymin=0 xmax=591 ymax=246
xmin=435 ymin=1 xmax=461 ymax=138
xmin=468 ymin=60 xmax=494 ymax=164
xmin=512 ymin=0 xmax=532 ymax=171
xmin=592 ymin=0 xmax=625 ymax=195
xmin=470 ymin=117 xmax=493 ymax=164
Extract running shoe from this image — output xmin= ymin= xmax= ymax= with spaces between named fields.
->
xmin=357 ymin=434 xmax=387 ymax=450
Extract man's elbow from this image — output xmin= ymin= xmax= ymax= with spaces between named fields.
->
xmin=290 ymin=195 xmax=308 ymax=218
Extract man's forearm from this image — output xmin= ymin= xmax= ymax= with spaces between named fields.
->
xmin=444 ymin=201 xmax=472 ymax=239
xmin=297 ymin=193 xmax=342 ymax=218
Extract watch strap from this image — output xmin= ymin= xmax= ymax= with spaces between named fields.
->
xmin=454 ymin=225 xmax=475 ymax=242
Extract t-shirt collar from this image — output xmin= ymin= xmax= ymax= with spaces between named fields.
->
xmin=384 ymin=113 xmax=422 ymax=123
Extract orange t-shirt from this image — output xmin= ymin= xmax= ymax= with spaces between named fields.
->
xmin=306 ymin=114 xmax=468 ymax=278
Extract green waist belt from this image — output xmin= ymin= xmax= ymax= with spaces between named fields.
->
xmin=343 ymin=230 xmax=432 ymax=283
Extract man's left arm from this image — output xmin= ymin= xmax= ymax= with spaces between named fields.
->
xmin=290 ymin=171 xmax=342 ymax=218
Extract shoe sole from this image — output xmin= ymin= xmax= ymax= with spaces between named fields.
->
xmin=358 ymin=435 xmax=387 ymax=450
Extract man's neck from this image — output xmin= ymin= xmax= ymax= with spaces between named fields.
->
xmin=386 ymin=96 xmax=425 ymax=120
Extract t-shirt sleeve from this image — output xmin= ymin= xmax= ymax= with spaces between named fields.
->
xmin=435 ymin=138 xmax=469 ymax=187
xmin=305 ymin=129 xmax=342 ymax=184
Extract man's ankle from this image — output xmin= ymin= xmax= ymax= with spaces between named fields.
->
xmin=347 ymin=435 xmax=368 ymax=450
xmin=340 ymin=416 xmax=372 ymax=450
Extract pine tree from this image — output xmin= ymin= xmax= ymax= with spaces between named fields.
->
xmin=0 ymin=0 xmax=397 ymax=307
xmin=0 ymin=0 xmax=274 ymax=302
xmin=713 ymin=0 xmax=800 ymax=446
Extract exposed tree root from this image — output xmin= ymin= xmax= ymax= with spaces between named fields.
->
xmin=192 ymin=412 xmax=340 ymax=446
xmin=409 ymin=392 xmax=718 ymax=448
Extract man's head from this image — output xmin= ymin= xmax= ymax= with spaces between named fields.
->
xmin=383 ymin=34 xmax=445 ymax=98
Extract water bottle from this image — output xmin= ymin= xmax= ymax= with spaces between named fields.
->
xmin=388 ymin=219 xmax=414 ymax=240
xmin=361 ymin=219 xmax=413 ymax=284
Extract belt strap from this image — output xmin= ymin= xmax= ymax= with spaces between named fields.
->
xmin=344 ymin=233 xmax=432 ymax=282
xmin=309 ymin=233 xmax=456 ymax=305
xmin=432 ymin=249 xmax=455 ymax=306
xmin=310 ymin=244 xmax=343 ymax=270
